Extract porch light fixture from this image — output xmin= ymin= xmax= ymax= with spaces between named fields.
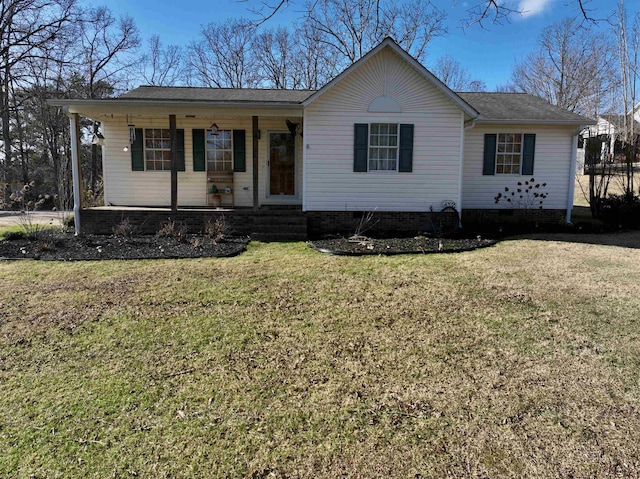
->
xmin=91 ymin=132 xmax=105 ymax=145
xmin=210 ymin=122 xmax=219 ymax=136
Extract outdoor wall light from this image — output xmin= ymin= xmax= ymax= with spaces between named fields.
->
xmin=210 ymin=122 xmax=219 ymax=135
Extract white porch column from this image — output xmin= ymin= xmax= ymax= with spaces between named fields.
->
xmin=69 ymin=112 xmax=82 ymax=235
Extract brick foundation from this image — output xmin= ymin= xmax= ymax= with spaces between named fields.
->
xmin=305 ymin=211 xmax=439 ymax=238
xmin=461 ymin=208 xmax=566 ymax=228
xmin=79 ymin=207 xmax=567 ymax=239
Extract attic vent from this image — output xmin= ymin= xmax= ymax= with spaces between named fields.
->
xmin=368 ymin=95 xmax=401 ymax=113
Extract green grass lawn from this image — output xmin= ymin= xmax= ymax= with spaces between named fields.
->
xmin=2 ymin=237 xmax=640 ymax=477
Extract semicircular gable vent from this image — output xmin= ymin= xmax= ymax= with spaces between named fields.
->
xmin=368 ymin=95 xmax=402 ymax=113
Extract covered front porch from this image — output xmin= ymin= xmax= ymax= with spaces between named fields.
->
xmin=52 ymin=87 xmax=308 ymax=235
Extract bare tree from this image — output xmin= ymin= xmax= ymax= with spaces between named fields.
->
xmin=244 ymin=0 xmax=603 ymax=29
xmin=78 ymin=6 xmax=140 ymax=191
xmin=0 ymin=0 xmax=76 ymax=202
xmin=613 ymin=1 xmax=639 ymax=198
xmin=139 ymin=35 xmax=184 ymax=86
xmin=303 ymin=0 xmax=446 ymax=68
xmin=432 ymin=54 xmax=486 ymax=91
xmin=253 ymin=27 xmax=294 ymax=88
xmin=510 ymin=17 xmax=616 ymax=116
xmin=188 ymin=20 xmax=258 ymax=88
xmin=290 ymin=22 xmax=340 ymax=90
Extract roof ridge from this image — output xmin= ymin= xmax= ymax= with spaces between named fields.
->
xmin=133 ymin=85 xmax=316 ymax=92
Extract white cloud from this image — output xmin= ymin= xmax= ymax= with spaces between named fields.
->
xmin=518 ymin=0 xmax=554 ymax=18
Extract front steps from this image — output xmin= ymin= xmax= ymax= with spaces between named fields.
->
xmin=248 ymin=209 xmax=308 ymax=241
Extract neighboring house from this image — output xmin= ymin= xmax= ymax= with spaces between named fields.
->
xmin=50 ymin=38 xmax=594 ymax=236
xmin=578 ymin=114 xmax=640 ymax=169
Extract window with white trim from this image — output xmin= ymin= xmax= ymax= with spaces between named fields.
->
xmin=206 ymin=130 xmax=233 ymax=172
xmin=369 ymin=123 xmax=398 ymax=171
xmin=496 ymin=133 xmax=522 ymax=174
xmin=144 ymin=128 xmax=171 ymax=171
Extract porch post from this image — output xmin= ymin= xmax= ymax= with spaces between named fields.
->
xmin=252 ymin=115 xmax=259 ymax=210
xmin=170 ymin=114 xmax=178 ymax=212
xmin=69 ymin=112 xmax=82 ymax=235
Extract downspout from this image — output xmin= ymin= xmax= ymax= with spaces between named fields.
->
xmin=69 ymin=112 xmax=82 ymax=235
xmin=566 ymin=128 xmax=580 ymax=224
xmin=457 ymin=118 xmax=477 ymax=225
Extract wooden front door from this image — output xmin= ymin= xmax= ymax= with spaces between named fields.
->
xmin=269 ymin=133 xmax=295 ymax=196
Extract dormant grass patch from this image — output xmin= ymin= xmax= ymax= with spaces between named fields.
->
xmin=1 ymin=237 xmax=640 ymax=477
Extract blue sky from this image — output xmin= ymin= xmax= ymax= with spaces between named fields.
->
xmin=96 ymin=0 xmax=618 ymax=89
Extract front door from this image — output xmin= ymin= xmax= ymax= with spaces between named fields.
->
xmin=269 ymin=133 xmax=295 ymax=196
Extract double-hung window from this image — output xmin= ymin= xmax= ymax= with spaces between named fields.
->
xmin=483 ymin=133 xmax=536 ymax=176
xmin=144 ymin=129 xmax=171 ymax=171
xmin=496 ymin=133 xmax=522 ymax=174
xmin=206 ymin=130 xmax=233 ymax=172
xmin=369 ymin=123 xmax=399 ymax=171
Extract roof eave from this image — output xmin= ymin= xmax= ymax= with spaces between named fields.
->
xmin=476 ymin=118 xmax=596 ymax=126
xmin=47 ymin=99 xmax=305 ymax=110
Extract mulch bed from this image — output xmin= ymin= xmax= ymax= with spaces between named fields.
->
xmin=0 ymin=230 xmax=248 ymax=261
xmin=309 ymin=235 xmax=497 ymax=255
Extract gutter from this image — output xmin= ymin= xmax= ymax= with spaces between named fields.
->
xmin=47 ymin=99 xmax=305 ymax=110
xmin=475 ymin=118 xmax=596 ymax=126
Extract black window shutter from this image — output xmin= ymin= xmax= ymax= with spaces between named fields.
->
xmin=192 ymin=129 xmax=205 ymax=171
xmin=522 ymin=134 xmax=536 ymax=175
xmin=354 ymin=123 xmax=368 ymax=172
xmin=233 ymin=129 xmax=246 ymax=172
xmin=399 ymin=124 xmax=414 ymax=172
xmin=131 ymin=128 xmax=144 ymax=171
xmin=483 ymin=134 xmax=497 ymax=175
xmin=176 ymin=129 xmax=185 ymax=171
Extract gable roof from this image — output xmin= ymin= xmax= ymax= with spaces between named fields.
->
xmin=301 ymin=37 xmax=480 ymax=118
xmin=458 ymin=92 xmax=595 ymax=125
xmin=118 ymin=86 xmax=313 ymax=104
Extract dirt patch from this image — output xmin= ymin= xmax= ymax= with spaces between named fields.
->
xmin=310 ymin=235 xmax=497 ymax=255
xmin=0 ymin=230 xmax=248 ymax=260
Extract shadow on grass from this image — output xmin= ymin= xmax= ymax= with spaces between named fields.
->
xmin=512 ymin=229 xmax=640 ymax=249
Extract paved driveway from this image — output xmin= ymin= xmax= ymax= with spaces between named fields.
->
xmin=0 ymin=211 xmax=71 ymax=227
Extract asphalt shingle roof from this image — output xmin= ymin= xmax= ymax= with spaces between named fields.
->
xmin=118 ymin=86 xmax=314 ymax=104
xmin=116 ymin=87 xmax=594 ymax=124
xmin=457 ymin=92 xmax=593 ymax=124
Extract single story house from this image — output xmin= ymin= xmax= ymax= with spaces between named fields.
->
xmin=50 ymin=37 xmax=594 ymax=237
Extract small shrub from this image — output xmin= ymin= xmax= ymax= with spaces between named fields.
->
xmin=204 ymin=215 xmax=229 ymax=243
xmin=599 ymin=194 xmax=640 ymax=228
xmin=4 ymin=230 xmax=26 ymax=241
xmin=10 ymin=182 xmax=46 ymax=239
xmin=190 ymin=237 xmax=204 ymax=250
xmin=113 ymin=218 xmax=136 ymax=238
xmin=349 ymin=210 xmax=378 ymax=241
xmin=494 ymin=178 xmax=548 ymax=209
xmin=37 ymin=240 xmax=54 ymax=252
xmin=157 ymin=219 xmax=186 ymax=242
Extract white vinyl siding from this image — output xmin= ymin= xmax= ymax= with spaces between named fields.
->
xmin=463 ymin=125 xmax=575 ymax=210
xmin=102 ymin=115 xmax=302 ymax=207
xmin=304 ymin=46 xmax=464 ymax=212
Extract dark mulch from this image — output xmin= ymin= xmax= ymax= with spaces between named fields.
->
xmin=310 ymin=235 xmax=497 ymax=255
xmin=0 ymin=230 xmax=248 ymax=261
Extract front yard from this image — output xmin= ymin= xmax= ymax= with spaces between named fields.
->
xmin=1 ymin=236 xmax=640 ymax=477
